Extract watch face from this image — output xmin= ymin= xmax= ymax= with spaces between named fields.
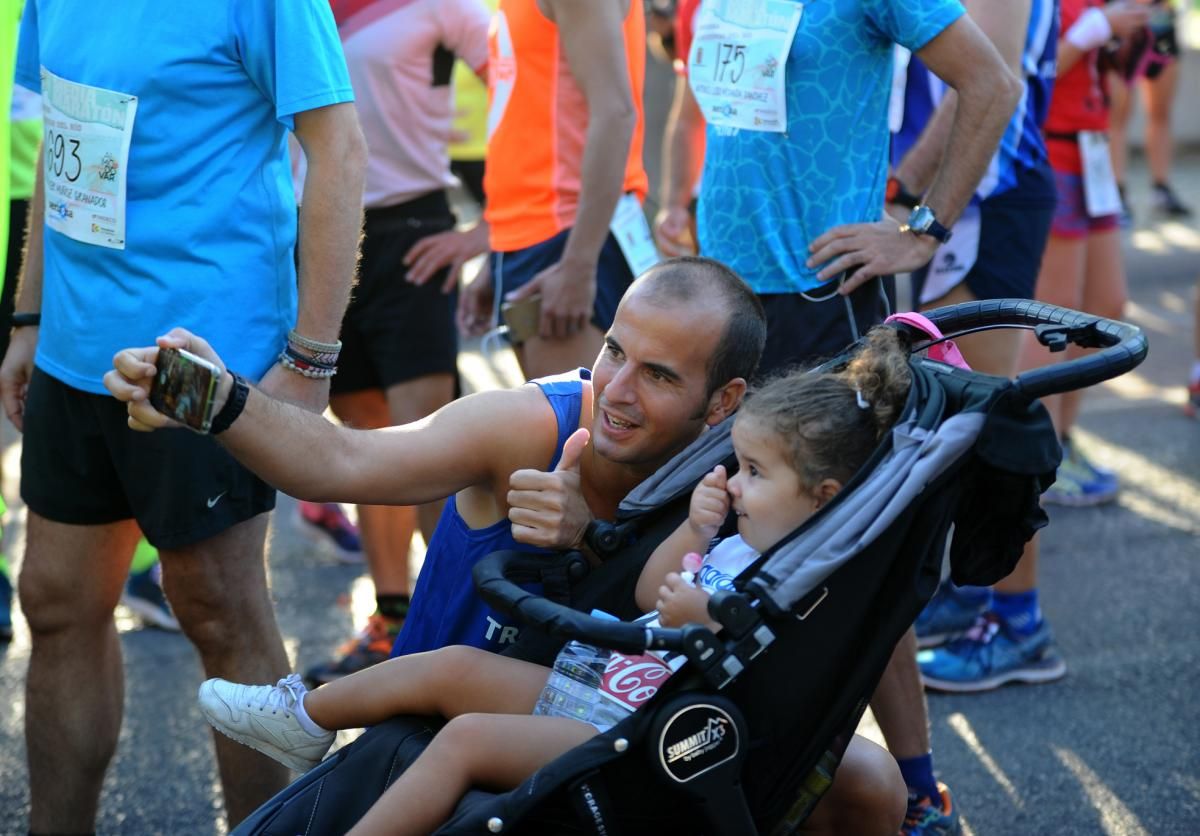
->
xmin=909 ymin=205 xmax=934 ymax=232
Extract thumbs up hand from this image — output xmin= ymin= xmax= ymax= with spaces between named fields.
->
xmin=508 ymin=428 xmax=594 ymax=550
xmin=688 ymin=465 xmax=729 ymax=543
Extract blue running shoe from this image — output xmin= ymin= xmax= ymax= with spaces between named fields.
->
xmin=914 ymin=583 xmax=988 ymax=649
xmin=121 ymin=563 xmax=181 ymax=632
xmin=919 ymin=612 xmax=1066 ymax=693
xmin=1042 ymin=440 xmax=1118 ymax=507
xmin=902 ymin=784 xmax=961 ymax=836
xmin=0 ymin=557 xmax=12 ymax=642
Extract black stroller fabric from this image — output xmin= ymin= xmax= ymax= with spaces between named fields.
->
xmin=232 ymin=320 xmax=1095 ymax=836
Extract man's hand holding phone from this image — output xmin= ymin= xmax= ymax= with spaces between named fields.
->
xmin=105 ymin=329 xmax=231 ymax=433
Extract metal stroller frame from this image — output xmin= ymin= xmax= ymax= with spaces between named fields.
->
xmin=233 ymin=300 xmax=1147 ymax=836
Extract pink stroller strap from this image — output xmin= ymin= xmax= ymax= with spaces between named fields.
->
xmin=885 ymin=312 xmax=972 ymax=370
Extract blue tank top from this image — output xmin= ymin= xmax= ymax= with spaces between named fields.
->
xmin=892 ymin=0 xmax=1058 ymax=202
xmin=390 ymin=369 xmax=588 ymax=657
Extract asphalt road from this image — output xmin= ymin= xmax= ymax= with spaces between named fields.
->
xmin=0 ymin=130 xmax=1196 ymax=836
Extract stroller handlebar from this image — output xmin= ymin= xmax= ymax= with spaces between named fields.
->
xmin=473 ymin=550 xmax=690 ymax=656
xmin=920 ymin=299 xmax=1148 ymax=400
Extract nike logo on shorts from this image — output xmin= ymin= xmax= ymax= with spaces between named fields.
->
xmin=207 ymin=492 xmax=227 ymax=509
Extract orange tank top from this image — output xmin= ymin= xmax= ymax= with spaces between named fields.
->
xmin=485 ymin=0 xmax=648 ymax=252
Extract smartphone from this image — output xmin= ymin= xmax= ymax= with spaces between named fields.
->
xmin=501 ymin=294 xmax=542 ymax=345
xmin=148 ymin=346 xmax=221 ymax=433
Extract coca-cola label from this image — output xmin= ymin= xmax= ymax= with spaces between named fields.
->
xmin=597 ymin=650 xmax=676 ymax=712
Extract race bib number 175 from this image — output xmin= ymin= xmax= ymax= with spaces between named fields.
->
xmin=688 ymin=0 xmax=802 ymax=133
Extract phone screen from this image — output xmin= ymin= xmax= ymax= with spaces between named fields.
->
xmin=148 ymin=347 xmax=220 ymax=433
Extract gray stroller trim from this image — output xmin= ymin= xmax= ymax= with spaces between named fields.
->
xmin=750 ymin=410 xmax=985 ymax=614
xmin=617 ymin=414 xmax=734 ymax=520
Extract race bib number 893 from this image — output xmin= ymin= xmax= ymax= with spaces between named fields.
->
xmin=41 ymin=68 xmax=137 ymax=250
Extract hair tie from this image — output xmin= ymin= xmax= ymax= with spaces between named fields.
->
xmin=855 ymin=388 xmax=870 ymax=410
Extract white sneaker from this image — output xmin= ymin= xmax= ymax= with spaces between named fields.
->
xmin=198 ymin=673 xmax=335 ymax=772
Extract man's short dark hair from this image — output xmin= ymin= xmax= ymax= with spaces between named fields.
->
xmin=639 ymin=257 xmax=766 ymax=396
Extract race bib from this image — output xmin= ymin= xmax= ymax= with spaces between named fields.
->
xmin=41 ymin=69 xmax=137 ymax=250
xmin=1078 ymin=131 xmax=1121 ymax=218
xmin=610 ymin=193 xmax=662 ymax=277
xmin=687 ymin=0 xmax=802 ymax=133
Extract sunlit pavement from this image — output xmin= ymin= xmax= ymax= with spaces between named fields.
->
xmin=0 ymin=157 xmax=1197 ymax=835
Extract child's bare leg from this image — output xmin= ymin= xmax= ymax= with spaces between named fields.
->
xmin=303 ymin=645 xmax=552 ymax=731
xmin=348 ymin=714 xmax=597 ymax=836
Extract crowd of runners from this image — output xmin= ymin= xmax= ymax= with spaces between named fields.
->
xmin=0 ymin=0 xmax=1195 ymax=834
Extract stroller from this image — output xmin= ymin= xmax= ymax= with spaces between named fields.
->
xmin=233 ymin=300 xmax=1147 ymax=836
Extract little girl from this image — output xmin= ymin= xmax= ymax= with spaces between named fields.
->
xmin=199 ymin=328 xmax=911 ymax=836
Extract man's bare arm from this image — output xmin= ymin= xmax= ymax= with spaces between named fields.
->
xmin=807 ymin=15 xmax=1022 ymax=292
xmin=905 ymin=14 xmax=1023 ymax=226
xmin=893 ymin=0 xmax=1030 ymax=197
xmin=552 ymin=0 xmax=636 ymax=270
xmin=261 ymin=102 xmax=367 ymax=411
xmin=504 ymin=0 xmax=637 ymax=337
xmin=0 ymin=152 xmax=45 ymax=430
xmin=655 ymin=76 xmax=704 ymax=256
xmin=106 ymin=331 xmax=558 ymax=508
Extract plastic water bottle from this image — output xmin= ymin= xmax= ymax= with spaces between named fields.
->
xmin=532 ymin=611 xmax=630 ymax=729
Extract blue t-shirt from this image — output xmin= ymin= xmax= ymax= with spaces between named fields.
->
xmin=391 ymin=370 xmax=589 ymax=658
xmin=892 ymin=0 xmax=1057 ymax=203
xmin=16 ymin=0 xmax=353 ymax=391
xmin=698 ymin=0 xmax=963 ymax=294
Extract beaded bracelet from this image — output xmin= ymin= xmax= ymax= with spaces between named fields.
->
xmin=283 ymin=344 xmax=338 ymax=370
xmin=278 ymin=351 xmax=337 ymax=379
xmin=287 ymin=329 xmax=342 ymax=355
xmin=281 ymin=348 xmax=335 ymax=374
xmin=210 ymin=373 xmax=250 ymax=435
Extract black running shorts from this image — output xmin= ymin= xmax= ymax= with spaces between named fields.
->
xmin=755 ymin=277 xmax=896 ymax=379
xmin=20 ymin=367 xmax=276 ymax=550
xmin=331 ymin=191 xmax=459 ymax=396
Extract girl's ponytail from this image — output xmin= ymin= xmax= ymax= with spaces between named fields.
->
xmin=844 ymin=327 xmax=912 ymax=441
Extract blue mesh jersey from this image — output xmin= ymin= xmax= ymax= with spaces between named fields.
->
xmin=698 ymin=0 xmax=964 ymax=295
xmin=391 ymin=370 xmax=588 ymax=658
xmin=892 ymin=0 xmax=1058 ymax=202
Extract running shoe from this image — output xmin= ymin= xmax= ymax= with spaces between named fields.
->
xmin=296 ymin=501 xmax=363 ymax=564
xmin=0 ymin=558 xmax=12 ymax=641
xmin=918 ymin=612 xmax=1066 ymax=693
xmin=303 ymin=613 xmax=401 ymax=687
xmin=198 ymin=673 xmax=334 ymax=772
xmin=1042 ymin=441 xmax=1118 ymax=507
xmin=121 ymin=563 xmax=181 ymax=632
xmin=1151 ymin=183 xmax=1193 ymax=219
xmin=914 ymin=583 xmax=988 ymax=649
xmin=901 ymin=783 xmax=961 ymax=836
xmin=1185 ymin=379 xmax=1200 ymax=419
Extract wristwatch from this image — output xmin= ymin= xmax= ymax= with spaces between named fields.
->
xmin=885 ymin=176 xmax=921 ymax=209
xmin=900 ymin=204 xmax=953 ymax=244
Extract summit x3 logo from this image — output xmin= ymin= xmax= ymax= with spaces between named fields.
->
xmin=666 ymin=716 xmax=729 ymax=764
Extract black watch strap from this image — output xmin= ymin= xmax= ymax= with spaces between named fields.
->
xmin=210 ymin=373 xmax=249 ymax=435
xmin=11 ymin=312 xmax=40 ymax=328
xmin=923 ymin=215 xmax=953 ymax=244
